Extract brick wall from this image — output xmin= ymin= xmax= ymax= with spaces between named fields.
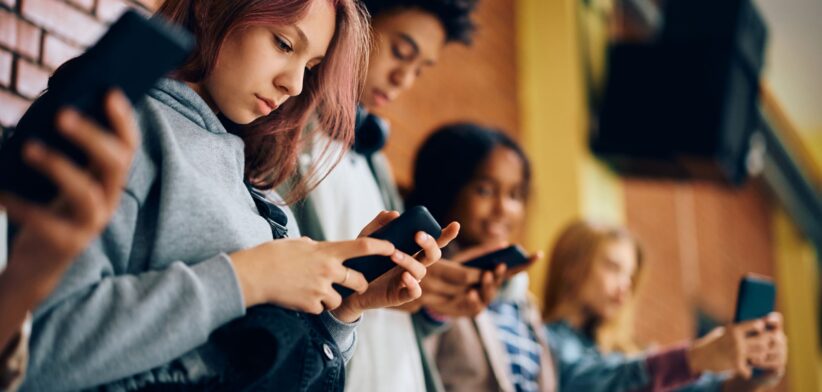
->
xmin=0 ymin=0 xmax=158 ymax=130
xmin=626 ymin=179 xmax=786 ymax=390
xmin=626 ymin=179 xmax=776 ymax=345
xmin=377 ymin=0 xmax=520 ymax=188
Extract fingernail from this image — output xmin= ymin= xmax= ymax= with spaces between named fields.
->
xmin=393 ymin=251 xmax=405 ymax=261
xmin=61 ymin=109 xmax=78 ymax=126
xmin=25 ymin=142 xmax=45 ymax=160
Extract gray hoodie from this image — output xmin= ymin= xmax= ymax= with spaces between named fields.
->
xmin=22 ymin=79 xmax=357 ymax=391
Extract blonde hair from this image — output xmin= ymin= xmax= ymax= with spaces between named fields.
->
xmin=542 ymin=219 xmax=644 ymax=353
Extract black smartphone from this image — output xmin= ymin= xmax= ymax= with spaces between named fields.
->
xmin=734 ymin=274 xmax=775 ymax=323
xmin=733 ymin=274 xmax=776 ymax=377
xmin=334 ymin=206 xmax=442 ymax=298
xmin=462 ymin=245 xmax=530 ymax=270
xmin=0 ymin=10 xmax=194 ymax=204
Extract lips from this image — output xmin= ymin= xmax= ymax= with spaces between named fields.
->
xmin=255 ymin=94 xmax=278 ymax=114
xmin=484 ymin=222 xmax=509 ymax=238
xmin=372 ymin=89 xmax=391 ymax=107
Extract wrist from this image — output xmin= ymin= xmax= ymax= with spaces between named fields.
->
xmin=332 ymin=299 xmax=362 ymax=323
xmin=2 ymin=256 xmax=64 ymax=306
xmin=228 ymin=251 xmax=262 ymax=308
xmin=685 ymin=344 xmax=706 ymax=375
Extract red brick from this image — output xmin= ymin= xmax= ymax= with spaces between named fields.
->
xmin=0 ymin=90 xmax=30 ymax=128
xmin=14 ymin=17 xmax=42 ymax=60
xmin=0 ymin=10 xmax=43 ymax=61
xmin=68 ymin=0 xmax=96 ymax=12
xmin=15 ymin=58 xmax=49 ymax=99
xmin=0 ymin=11 xmax=13 ymax=49
xmin=42 ymin=34 xmax=82 ymax=71
xmin=0 ymin=49 xmax=11 ymax=87
xmin=96 ymin=0 xmax=131 ymax=22
xmin=22 ymin=0 xmax=105 ymax=47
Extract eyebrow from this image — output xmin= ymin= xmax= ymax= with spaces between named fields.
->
xmin=396 ymin=33 xmax=437 ymax=67
xmin=292 ymin=25 xmax=325 ymax=64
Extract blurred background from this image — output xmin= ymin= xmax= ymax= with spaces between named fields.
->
xmin=0 ymin=0 xmax=819 ymax=390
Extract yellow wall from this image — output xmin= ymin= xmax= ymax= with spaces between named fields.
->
xmin=518 ymin=3 xmax=822 ymax=392
xmin=774 ymin=209 xmax=822 ymax=392
xmin=515 ymin=0 xmax=623 ymax=302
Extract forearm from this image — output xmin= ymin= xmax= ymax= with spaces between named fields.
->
xmin=0 ymin=260 xmax=64 ymax=350
xmin=26 ymin=253 xmax=246 ymax=391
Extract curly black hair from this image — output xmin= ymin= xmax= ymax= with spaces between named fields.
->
xmin=360 ymin=0 xmax=479 ymax=45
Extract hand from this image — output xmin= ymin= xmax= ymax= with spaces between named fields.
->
xmin=229 ymin=235 xmax=393 ymax=314
xmin=332 ymin=211 xmax=460 ymax=322
xmin=747 ymin=313 xmax=787 ymax=389
xmin=687 ymin=317 xmax=771 ymax=379
xmin=399 ymin=244 xmax=541 ymax=318
xmin=1 ymin=90 xmax=139 ymax=299
xmin=0 ymin=90 xmax=138 ymax=348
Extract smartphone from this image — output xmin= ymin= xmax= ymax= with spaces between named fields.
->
xmin=0 ymin=10 xmax=194 ymax=203
xmin=462 ymin=245 xmax=530 ymax=270
xmin=334 ymin=206 xmax=442 ymax=298
xmin=733 ymin=274 xmax=775 ymax=323
xmin=733 ymin=274 xmax=776 ymax=377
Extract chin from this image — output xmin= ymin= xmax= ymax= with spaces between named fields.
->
xmin=223 ymin=109 xmax=258 ymax=126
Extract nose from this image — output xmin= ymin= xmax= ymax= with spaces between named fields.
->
xmin=496 ymin=194 xmax=520 ymax=216
xmin=275 ymin=64 xmax=305 ymax=98
xmin=389 ymin=64 xmax=417 ymax=90
xmin=616 ymin=276 xmax=632 ymax=298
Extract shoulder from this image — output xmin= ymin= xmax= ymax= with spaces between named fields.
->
xmin=544 ymin=321 xmax=590 ymax=361
xmin=123 ymin=96 xmax=172 ymax=203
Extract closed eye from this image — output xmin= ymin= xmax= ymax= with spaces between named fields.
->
xmin=275 ymin=35 xmax=294 ymax=53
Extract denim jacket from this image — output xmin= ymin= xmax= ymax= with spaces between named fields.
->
xmin=544 ymin=321 xmax=726 ymax=392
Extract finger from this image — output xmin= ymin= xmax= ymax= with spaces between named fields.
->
xmin=328 ymin=237 xmax=396 ymax=259
xmin=0 ymin=192 xmax=53 ymax=226
xmin=23 ymin=142 xmax=102 ymax=225
xmin=56 ymin=109 xmax=131 ymax=197
xmin=358 ymin=210 xmax=400 ymax=237
xmin=735 ymin=318 xmax=767 ymax=336
xmin=0 ymin=192 xmax=79 ymax=248
xmin=433 ymin=222 xmax=460 ymax=249
xmin=415 ymin=231 xmax=442 ymax=266
xmin=480 ymin=271 xmax=498 ymax=304
xmin=451 ymin=240 xmax=508 ymax=264
xmin=322 ymin=289 xmax=343 ymax=311
xmin=430 ymin=261 xmax=482 ymax=286
xmin=422 ymin=271 xmax=473 ymax=296
xmin=421 ymin=292 xmax=458 ymax=307
xmin=460 ymin=289 xmax=485 ymax=316
xmin=390 ymin=250 xmax=426 ymax=281
xmin=751 ymin=351 xmax=784 ymax=370
xmin=427 ymin=290 xmax=481 ymax=317
xmin=507 ymin=251 xmax=542 ymax=277
xmin=399 ymin=271 xmax=422 ymax=302
xmin=57 ymin=109 xmax=131 ymax=178
xmin=337 ymin=267 xmax=368 ymax=294
xmin=493 ymin=264 xmax=507 ymax=286
xmin=764 ymin=312 xmax=783 ymax=330
xmin=104 ymin=89 xmax=140 ymax=153
xmin=737 ymin=357 xmax=752 ymax=379
xmin=306 ymin=300 xmax=324 ymax=315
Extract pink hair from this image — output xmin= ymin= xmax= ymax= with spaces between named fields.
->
xmin=156 ymin=0 xmax=370 ymax=201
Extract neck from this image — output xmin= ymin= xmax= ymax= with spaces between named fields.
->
xmin=185 ymin=81 xmax=219 ymax=114
xmin=554 ymin=301 xmax=593 ymax=331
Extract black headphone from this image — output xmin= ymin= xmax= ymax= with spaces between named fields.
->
xmin=353 ymin=105 xmax=389 ymax=156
